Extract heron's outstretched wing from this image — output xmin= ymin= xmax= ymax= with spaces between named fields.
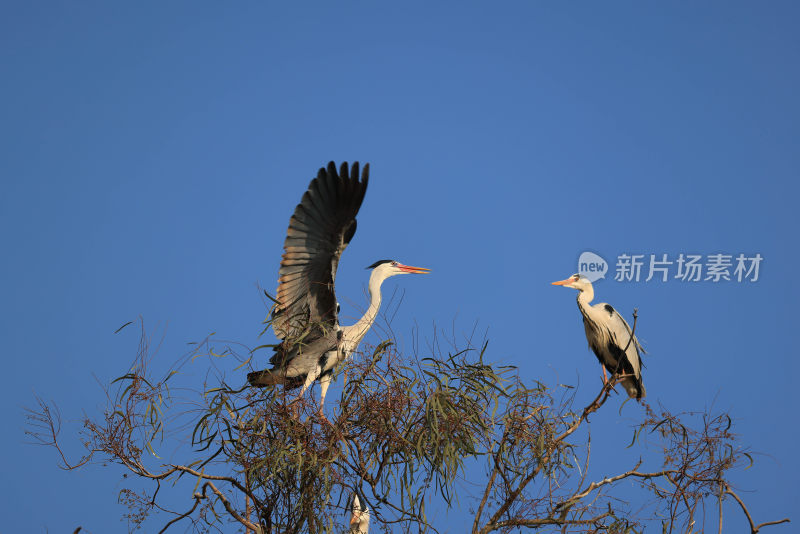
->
xmin=272 ymin=161 xmax=369 ymax=342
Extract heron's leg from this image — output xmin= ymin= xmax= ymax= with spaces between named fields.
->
xmin=318 ymin=372 xmax=332 ymax=420
xmin=601 ymin=364 xmax=608 ymax=384
xmin=296 ymin=365 xmax=321 ymax=403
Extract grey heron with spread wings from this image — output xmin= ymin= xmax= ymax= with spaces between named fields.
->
xmin=552 ymin=274 xmax=645 ymax=400
xmin=247 ymin=162 xmax=429 ymax=414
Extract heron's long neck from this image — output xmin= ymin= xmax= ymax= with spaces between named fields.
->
xmin=347 ymin=270 xmax=385 ymax=344
xmin=576 ymin=285 xmax=595 ymax=321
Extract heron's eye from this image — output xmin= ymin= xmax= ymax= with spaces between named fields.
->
xmin=391 ymin=261 xmax=398 ymax=266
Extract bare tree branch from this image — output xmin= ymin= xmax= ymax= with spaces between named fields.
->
xmin=725 ymin=484 xmax=790 ymax=533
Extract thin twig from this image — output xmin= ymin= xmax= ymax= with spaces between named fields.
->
xmin=724 ymin=484 xmax=790 ymax=533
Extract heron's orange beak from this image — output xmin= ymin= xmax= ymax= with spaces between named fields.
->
xmin=551 ymin=277 xmax=572 ymax=286
xmin=398 ymin=263 xmax=431 ymax=274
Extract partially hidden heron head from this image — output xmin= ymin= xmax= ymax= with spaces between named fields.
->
xmin=551 ymin=273 xmax=592 ymax=291
xmin=349 ymin=493 xmax=371 ymax=533
xmin=366 ymin=259 xmax=431 ymax=279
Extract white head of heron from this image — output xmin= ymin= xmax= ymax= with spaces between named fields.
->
xmin=551 ymin=273 xmax=592 ymax=291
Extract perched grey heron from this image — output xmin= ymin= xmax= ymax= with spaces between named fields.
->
xmin=247 ymin=162 xmax=429 ymax=414
xmin=349 ymin=493 xmax=370 ymax=533
xmin=552 ymin=274 xmax=645 ymax=399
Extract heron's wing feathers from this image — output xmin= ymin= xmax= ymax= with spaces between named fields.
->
xmin=598 ymin=303 xmax=645 ymax=398
xmin=248 ymin=332 xmax=338 ymax=389
xmin=601 ymin=304 xmax=645 ymax=366
xmin=272 ymin=333 xmax=337 ymax=375
xmin=272 ymin=162 xmax=369 ymax=341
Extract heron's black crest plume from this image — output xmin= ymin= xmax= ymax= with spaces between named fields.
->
xmin=366 ymin=259 xmax=394 ymax=269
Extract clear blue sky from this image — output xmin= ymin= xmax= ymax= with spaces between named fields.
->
xmin=2 ymin=2 xmax=798 ymax=531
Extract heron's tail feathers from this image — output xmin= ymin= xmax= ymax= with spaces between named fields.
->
xmin=247 ymin=369 xmax=284 ymax=387
xmin=247 ymin=369 xmax=307 ymax=390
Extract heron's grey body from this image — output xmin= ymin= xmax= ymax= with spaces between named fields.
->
xmin=554 ymin=274 xmax=645 ymax=399
xmin=247 ymin=162 xmax=429 ymax=412
xmin=250 ymin=264 xmax=395 ymax=396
